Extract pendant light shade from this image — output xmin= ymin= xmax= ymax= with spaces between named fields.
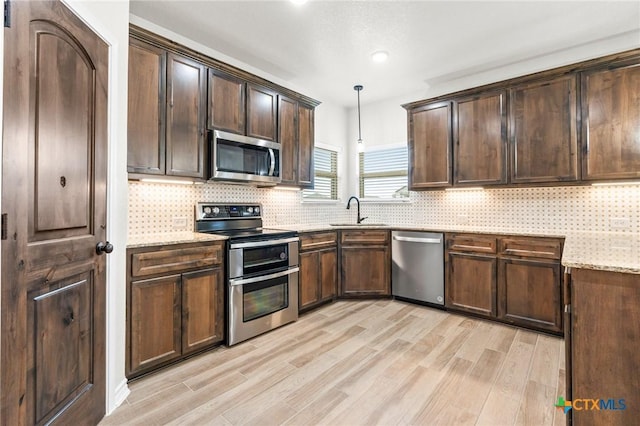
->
xmin=354 ymin=85 xmax=365 ymax=153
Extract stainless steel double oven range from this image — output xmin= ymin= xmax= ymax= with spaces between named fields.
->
xmin=195 ymin=203 xmax=299 ymax=346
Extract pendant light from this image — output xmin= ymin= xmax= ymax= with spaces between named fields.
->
xmin=354 ymin=85 xmax=365 ymax=153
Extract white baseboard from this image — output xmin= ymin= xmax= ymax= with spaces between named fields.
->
xmin=107 ymin=378 xmax=130 ymax=415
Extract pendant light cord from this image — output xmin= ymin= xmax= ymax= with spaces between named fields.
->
xmin=354 ymin=85 xmax=363 ymax=142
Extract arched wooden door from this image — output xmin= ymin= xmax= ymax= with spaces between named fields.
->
xmin=2 ymin=1 xmax=109 ymax=424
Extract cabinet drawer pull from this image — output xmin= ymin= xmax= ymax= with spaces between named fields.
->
xmin=504 ymin=248 xmax=556 ymax=257
xmin=301 ymin=240 xmax=335 ymax=249
xmin=451 ymin=244 xmax=492 ymax=251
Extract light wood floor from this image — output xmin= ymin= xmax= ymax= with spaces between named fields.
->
xmin=102 ymin=300 xmax=566 ymax=426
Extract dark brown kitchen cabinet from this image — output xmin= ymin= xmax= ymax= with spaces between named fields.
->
xmin=166 ymin=53 xmax=207 ymax=178
xmin=297 ymin=103 xmax=315 ymax=187
xmin=568 ymin=269 xmax=640 ymax=425
xmin=247 ymin=84 xmax=278 ymax=142
xmin=581 ymin=61 xmax=640 ymax=180
xmin=208 ymin=69 xmax=245 ymax=135
xmin=339 ymin=230 xmax=391 ymax=297
xmin=510 ymin=75 xmax=578 ymax=183
xmin=127 ymin=38 xmax=206 ymax=179
xmin=127 ymin=39 xmax=166 ymax=175
xmin=446 ymin=234 xmax=498 ymax=318
xmin=299 ymin=232 xmax=338 ymax=312
xmin=454 ymin=91 xmax=507 ymax=185
xmin=446 ymin=233 xmax=563 ymax=334
xmin=126 ymin=242 xmax=225 ymax=379
xmin=408 ymin=101 xmax=453 ymax=188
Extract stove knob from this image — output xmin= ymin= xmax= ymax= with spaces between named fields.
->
xmin=203 ymin=207 xmax=212 ymax=215
xmin=247 ymin=207 xmax=254 ymax=214
xmin=255 ymin=206 xmax=260 ymax=214
xmin=212 ymin=207 xmax=220 ymax=215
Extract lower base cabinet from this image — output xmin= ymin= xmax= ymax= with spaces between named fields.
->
xmin=299 ymin=232 xmax=338 ymax=312
xmin=127 ymin=242 xmax=225 ymax=378
xmin=446 ymin=233 xmax=563 ymax=334
xmin=339 ymin=230 xmax=391 ymax=297
xmin=568 ymin=269 xmax=640 ymax=426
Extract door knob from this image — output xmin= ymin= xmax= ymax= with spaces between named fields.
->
xmin=96 ymin=241 xmax=114 ymax=255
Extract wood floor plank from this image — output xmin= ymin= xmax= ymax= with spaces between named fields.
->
xmin=101 ymin=300 xmax=565 ymax=426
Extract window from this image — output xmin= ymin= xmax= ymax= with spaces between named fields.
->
xmin=303 ymin=147 xmax=338 ymax=200
xmin=359 ymin=145 xmax=408 ymax=199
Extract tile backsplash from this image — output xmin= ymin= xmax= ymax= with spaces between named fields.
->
xmin=128 ymin=181 xmax=639 ymax=235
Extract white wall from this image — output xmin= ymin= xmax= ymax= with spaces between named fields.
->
xmin=63 ymin=0 xmax=130 ymax=414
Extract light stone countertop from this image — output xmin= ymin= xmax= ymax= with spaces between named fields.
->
xmin=127 ymin=231 xmax=227 ymax=249
xmin=126 ymin=226 xmax=640 ymax=275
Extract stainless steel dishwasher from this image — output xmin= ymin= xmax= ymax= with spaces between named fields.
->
xmin=392 ymin=231 xmax=444 ymax=306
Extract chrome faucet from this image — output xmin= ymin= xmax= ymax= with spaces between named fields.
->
xmin=347 ymin=196 xmax=368 ymax=224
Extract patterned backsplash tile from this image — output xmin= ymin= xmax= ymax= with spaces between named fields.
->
xmin=128 ymin=181 xmax=639 ymax=236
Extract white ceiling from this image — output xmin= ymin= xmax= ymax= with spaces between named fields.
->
xmin=130 ymin=1 xmax=640 ymax=107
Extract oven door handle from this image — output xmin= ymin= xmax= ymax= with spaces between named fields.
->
xmin=268 ymin=148 xmax=276 ymax=176
xmin=229 ymin=236 xmax=299 ymax=249
xmin=229 ymin=267 xmax=299 ymax=286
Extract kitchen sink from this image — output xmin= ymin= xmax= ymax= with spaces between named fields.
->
xmin=329 ymin=223 xmax=388 ymax=227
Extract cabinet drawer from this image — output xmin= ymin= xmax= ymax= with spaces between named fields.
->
xmin=340 ymin=230 xmax=389 ymax=245
xmin=500 ymin=237 xmax=562 ymax=260
xmin=447 ymin=234 xmax=497 ymax=254
xmin=300 ymin=231 xmax=337 ymax=251
xmin=131 ymin=244 xmax=223 ymax=277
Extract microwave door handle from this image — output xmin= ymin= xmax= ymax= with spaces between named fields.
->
xmin=268 ymin=148 xmax=276 ymax=176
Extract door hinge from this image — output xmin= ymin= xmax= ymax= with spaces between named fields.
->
xmin=1 ymin=214 xmax=7 ymax=240
xmin=4 ymin=0 xmax=10 ymax=28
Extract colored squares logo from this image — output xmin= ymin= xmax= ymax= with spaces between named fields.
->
xmin=555 ymin=396 xmax=572 ymax=414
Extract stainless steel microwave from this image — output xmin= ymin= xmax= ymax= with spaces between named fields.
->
xmin=209 ymin=130 xmax=281 ymax=185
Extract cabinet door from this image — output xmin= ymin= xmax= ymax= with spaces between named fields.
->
xmin=320 ymin=248 xmax=338 ymax=301
xmin=129 ymin=275 xmax=181 ymax=375
xmin=166 ymin=53 xmax=206 ymax=178
xmin=182 ymin=267 xmax=224 ymax=354
xmin=340 ymin=246 xmax=390 ymax=297
xmin=408 ymin=102 xmax=452 ymax=188
xmin=246 ymin=84 xmax=277 ymax=141
xmin=297 ymin=103 xmax=315 ymax=188
xmin=581 ymin=62 xmax=640 ymax=180
xmin=446 ymin=252 xmax=496 ymax=317
xmin=299 ymin=251 xmax=320 ymax=311
xmin=571 ymin=269 xmax=640 ymax=425
xmin=510 ymin=75 xmax=578 ymax=183
xmin=278 ymin=96 xmax=298 ymax=185
xmin=208 ymin=69 xmax=245 ymax=134
xmin=127 ymin=39 xmax=166 ymax=175
xmin=498 ymin=258 xmax=562 ymax=333
xmin=454 ymin=92 xmax=507 ymax=185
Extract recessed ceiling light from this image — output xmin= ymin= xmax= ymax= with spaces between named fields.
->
xmin=371 ymin=50 xmax=389 ymax=63
xmin=290 ymin=0 xmax=308 ymax=5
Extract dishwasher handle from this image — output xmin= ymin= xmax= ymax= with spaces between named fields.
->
xmin=392 ymin=235 xmax=442 ymax=244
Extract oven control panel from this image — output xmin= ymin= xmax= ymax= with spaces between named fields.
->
xmin=196 ymin=203 xmax=261 ymax=220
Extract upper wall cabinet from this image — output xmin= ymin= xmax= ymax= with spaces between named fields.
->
xmin=277 ymin=97 xmax=314 ymax=188
xmin=454 ymin=91 xmax=507 ymax=185
xmin=297 ymin=103 xmax=315 ymax=188
xmin=246 ymin=84 xmax=278 ymax=142
xmin=510 ymin=75 xmax=578 ymax=183
xmin=208 ymin=69 xmax=245 ymax=135
xmin=581 ymin=61 xmax=640 ymax=181
xmin=408 ymin=101 xmax=452 ymax=188
xmin=127 ymin=39 xmax=206 ymax=179
xmin=127 ymin=39 xmax=166 ymax=175
xmin=404 ymin=48 xmax=640 ymax=188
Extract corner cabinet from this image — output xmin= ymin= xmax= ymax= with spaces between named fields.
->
xmin=339 ymin=230 xmax=391 ymax=297
xmin=299 ymin=232 xmax=338 ymax=312
xmin=581 ymin=60 xmax=640 ymax=180
xmin=127 ymin=38 xmax=206 ymax=179
xmin=126 ymin=241 xmax=225 ymax=379
xmin=407 ymin=101 xmax=453 ymax=188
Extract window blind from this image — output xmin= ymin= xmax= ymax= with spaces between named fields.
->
xmin=303 ymin=147 xmax=338 ymax=200
xmin=359 ymin=146 xmax=408 ymax=199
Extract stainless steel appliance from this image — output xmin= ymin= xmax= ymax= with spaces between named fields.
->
xmin=392 ymin=231 xmax=444 ymax=306
xmin=195 ymin=203 xmax=298 ymax=345
xmin=210 ymin=130 xmax=281 ymax=185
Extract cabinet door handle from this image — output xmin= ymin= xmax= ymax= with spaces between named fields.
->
xmin=393 ymin=236 xmax=441 ymax=244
